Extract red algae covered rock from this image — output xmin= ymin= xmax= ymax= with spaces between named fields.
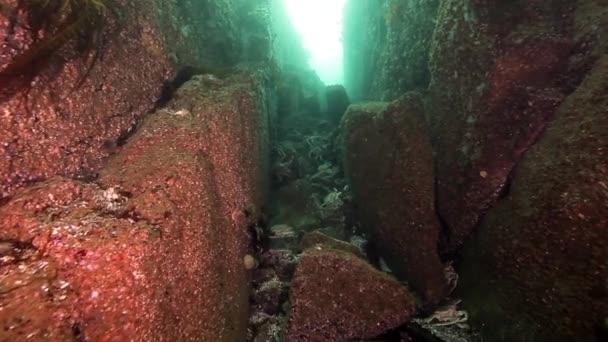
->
xmin=0 ymin=0 xmax=171 ymax=200
xmin=0 ymin=0 xmax=251 ymax=200
xmin=458 ymin=55 xmax=608 ymax=341
xmin=285 ymin=249 xmax=416 ymax=341
xmin=259 ymin=249 xmax=299 ymax=282
xmin=427 ymin=0 xmax=578 ymax=252
xmin=0 ymin=68 xmax=271 ymax=341
xmin=299 ymin=230 xmax=364 ymax=258
xmin=98 ymin=69 xmax=271 ymax=341
xmin=341 ymin=93 xmax=447 ymax=304
xmin=0 ymin=178 xmax=156 ymax=341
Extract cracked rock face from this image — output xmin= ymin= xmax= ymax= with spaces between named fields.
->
xmin=285 ymin=249 xmax=416 ymax=341
xmin=459 ymin=54 xmax=608 ymax=342
xmin=0 ymin=0 xmax=172 ymax=200
xmin=343 ymin=0 xmax=607 ymax=340
xmin=0 ymin=69 xmax=271 ymax=341
xmin=341 ymin=93 xmax=448 ymax=305
xmin=0 ymin=0 xmax=254 ymax=200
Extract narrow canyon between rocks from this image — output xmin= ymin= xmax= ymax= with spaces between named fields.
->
xmin=0 ymin=1 xmax=607 ymax=341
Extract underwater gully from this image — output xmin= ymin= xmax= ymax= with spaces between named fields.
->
xmin=0 ymin=0 xmax=606 ymax=341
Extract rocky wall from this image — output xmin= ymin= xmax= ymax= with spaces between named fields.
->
xmin=459 ymin=53 xmax=608 ymax=341
xmin=428 ymin=0 xmax=579 ymax=252
xmin=343 ymin=0 xmax=439 ymax=101
xmin=340 ymin=93 xmax=447 ymax=305
xmin=342 ymin=0 xmax=608 ymax=339
xmin=0 ymin=0 xmax=253 ymax=200
xmin=0 ymin=69 xmax=271 ymax=341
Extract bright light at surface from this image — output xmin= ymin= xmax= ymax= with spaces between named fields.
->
xmin=284 ymin=0 xmax=345 ymax=85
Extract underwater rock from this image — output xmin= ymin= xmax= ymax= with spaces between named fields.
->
xmin=259 ymin=249 xmax=299 ymax=282
xmin=325 ymin=85 xmax=351 ymax=125
xmin=0 ymin=178 xmax=157 ymax=340
xmin=253 ymin=317 xmax=284 ymax=342
xmin=458 ymin=55 xmax=608 ymax=341
xmin=315 ymin=225 xmax=349 ymax=241
xmin=0 ymin=0 xmax=257 ymax=200
xmin=427 ymin=0 xmax=577 ymax=252
xmin=251 ymin=276 xmax=285 ymax=316
xmin=275 ymin=68 xmax=326 ymax=124
xmin=97 ymin=69 xmax=271 ymax=340
xmin=343 ymin=0 xmax=440 ymax=101
xmin=341 ymin=93 xmax=448 ymax=305
xmin=269 ymin=179 xmax=322 ymax=231
xmin=0 ymin=0 xmax=168 ymax=199
xmin=268 ymin=224 xmax=299 ymax=250
xmin=299 ymin=230 xmax=365 ymax=258
xmin=285 ymin=249 xmax=416 ymax=341
xmin=0 ymin=68 xmax=271 ymax=341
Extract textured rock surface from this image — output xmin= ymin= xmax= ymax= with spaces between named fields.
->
xmin=459 ymin=54 xmax=608 ymax=342
xmin=286 ymin=249 xmax=416 ymax=341
xmin=299 ymin=230 xmax=364 ymax=258
xmin=0 ymin=0 xmax=260 ymax=200
xmin=342 ymin=0 xmax=608 ymax=340
xmin=0 ymin=70 xmax=270 ymax=341
xmin=344 ymin=0 xmax=439 ymax=101
xmin=427 ymin=0 xmax=581 ymax=252
xmin=341 ymin=93 xmax=447 ymax=304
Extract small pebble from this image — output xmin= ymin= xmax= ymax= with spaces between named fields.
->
xmin=244 ymin=254 xmax=258 ymax=270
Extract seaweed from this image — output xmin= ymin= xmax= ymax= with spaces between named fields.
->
xmin=0 ymin=0 xmax=123 ymax=103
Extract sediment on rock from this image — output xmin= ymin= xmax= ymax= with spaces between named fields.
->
xmin=285 ymin=249 xmax=416 ymax=341
xmin=341 ymin=92 xmax=448 ymax=305
xmin=0 ymin=68 xmax=271 ymax=341
xmin=458 ymin=54 xmax=608 ymax=342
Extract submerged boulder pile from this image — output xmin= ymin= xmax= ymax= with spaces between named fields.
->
xmin=343 ymin=0 xmax=608 ymax=340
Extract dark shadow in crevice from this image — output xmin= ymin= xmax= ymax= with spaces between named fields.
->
xmin=155 ymin=66 xmax=203 ymax=108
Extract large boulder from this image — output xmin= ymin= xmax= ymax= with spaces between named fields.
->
xmin=285 ymin=249 xmax=416 ymax=341
xmin=0 ymin=69 xmax=271 ymax=340
xmin=0 ymin=0 xmax=255 ymax=200
xmin=458 ymin=54 xmax=608 ymax=341
xmin=299 ymin=230 xmax=365 ymax=258
xmin=341 ymin=93 xmax=447 ymax=304
xmin=427 ymin=0 xmax=580 ymax=252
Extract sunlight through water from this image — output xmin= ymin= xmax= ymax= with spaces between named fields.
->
xmin=284 ymin=0 xmax=346 ymax=85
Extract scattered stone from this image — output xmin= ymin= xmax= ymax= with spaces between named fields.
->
xmin=285 ymin=249 xmax=416 ymax=341
xmin=244 ymin=254 xmax=259 ymax=270
xmin=412 ymin=299 xmax=475 ymax=342
xmin=252 ymin=268 xmax=279 ymax=287
xmin=268 ymin=224 xmax=298 ymax=250
xmin=259 ymin=250 xmax=298 ymax=282
xmin=251 ymin=276 xmax=285 ymax=316
xmin=349 ymin=235 xmax=367 ymax=251
xmin=299 ymin=230 xmax=365 ymax=258
xmin=341 ymin=93 xmax=448 ymax=304
xmin=249 ymin=312 xmax=272 ymax=328
xmin=316 ymin=226 xmax=347 ymax=241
